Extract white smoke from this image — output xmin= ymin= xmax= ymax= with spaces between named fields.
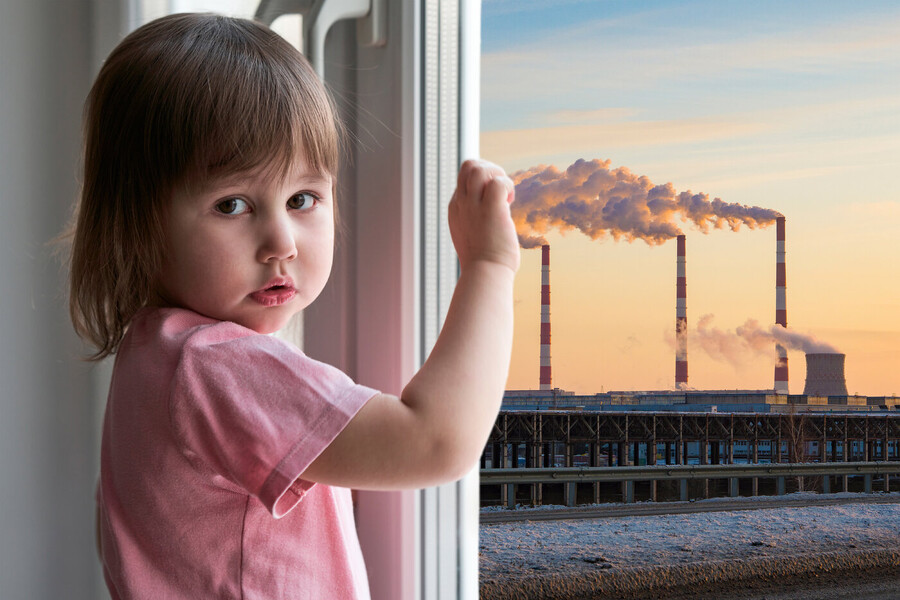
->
xmin=736 ymin=318 xmax=841 ymax=355
xmin=512 ymin=159 xmax=782 ymax=247
xmin=693 ymin=314 xmax=748 ymax=366
xmin=692 ymin=314 xmax=840 ymax=366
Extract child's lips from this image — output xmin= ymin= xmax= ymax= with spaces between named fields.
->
xmin=249 ymin=285 xmax=296 ymax=306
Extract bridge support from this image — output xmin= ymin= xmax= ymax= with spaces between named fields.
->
xmin=566 ymin=482 xmax=576 ymax=507
xmin=701 ymin=439 xmax=710 ymax=498
xmin=752 ymin=441 xmax=759 ymax=496
xmin=483 ymin=412 xmax=900 ymax=508
xmin=843 ymin=440 xmax=849 ymax=492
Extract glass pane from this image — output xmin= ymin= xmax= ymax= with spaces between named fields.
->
xmin=479 ymin=1 xmax=899 ymax=594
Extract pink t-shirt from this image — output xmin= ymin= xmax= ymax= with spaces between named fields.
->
xmin=97 ymin=307 xmax=379 ymax=599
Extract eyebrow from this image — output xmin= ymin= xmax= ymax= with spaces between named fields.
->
xmin=198 ymin=169 xmax=332 ymax=194
xmin=292 ymin=172 xmax=332 ymax=186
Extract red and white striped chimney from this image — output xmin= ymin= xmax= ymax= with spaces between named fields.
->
xmin=540 ymin=244 xmax=552 ymax=390
xmin=675 ymin=235 xmax=688 ymax=389
xmin=774 ymin=216 xmax=788 ymax=394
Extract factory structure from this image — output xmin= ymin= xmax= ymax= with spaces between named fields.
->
xmin=502 ymin=385 xmax=900 ymax=413
xmin=509 ymin=221 xmax=899 ymax=414
xmin=675 ymin=234 xmax=688 ymax=389
xmin=774 ymin=216 xmax=789 ymax=394
xmin=539 ymin=244 xmax=552 ymax=391
xmin=488 ymin=218 xmax=898 ymax=509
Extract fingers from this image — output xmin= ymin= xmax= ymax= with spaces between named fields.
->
xmin=484 ymin=174 xmax=515 ymax=206
xmin=449 ymin=159 xmax=520 ymax=273
xmin=460 ymin=159 xmax=488 ymax=204
xmin=457 ymin=159 xmax=514 ymax=205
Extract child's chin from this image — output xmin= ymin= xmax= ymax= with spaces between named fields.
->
xmin=243 ymin=315 xmax=294 ymax=335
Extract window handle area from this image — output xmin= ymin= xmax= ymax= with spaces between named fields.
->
xmin=255 ymin=0 xmax=387 ymax=77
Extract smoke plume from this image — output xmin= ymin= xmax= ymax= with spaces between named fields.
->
xmin=512 ymin=159 xmax=782 ymax=247
xmin=693 ymin=314 xmax=748 ymax=365
xmin=693 ymin=314 xmax=840 ymax=367
xmin=735 ymin=319 xmax=840 ymax=355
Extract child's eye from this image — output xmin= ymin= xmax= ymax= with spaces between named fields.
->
xmin=287 ymin=192 xmax=318 ymax=210
xmin=216 ymin=198 xmax=249 ymax=215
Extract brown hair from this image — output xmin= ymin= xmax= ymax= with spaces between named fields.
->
xmin=67 ymin=13 xmax=341 ymax=360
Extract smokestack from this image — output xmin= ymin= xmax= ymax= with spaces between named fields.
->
xmin=540 ymin=244 xmax=552 ymax=390
xmin=774 ymin=216 xmax=788 ymax=394
xmin=675 ymin=235 xmax=688 ymax=389
xmin=803 ymin=353 xmax=848 ymax=396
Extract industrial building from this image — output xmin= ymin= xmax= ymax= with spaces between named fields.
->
xmin=502 ymin=388 xmax=900 ymax=413
xmin=489 ymin=196 xmax=900 ymax=511
xmin=502 ymin=347 xmax=892 ymax=413
xmin=481 ymin=409 xmax=900 ymax=506
xmin=524 ymin=219 xmax=890 ymax=413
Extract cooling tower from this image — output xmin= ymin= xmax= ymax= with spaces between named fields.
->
xmin=803 ymin=353 xmax=848 ymax=396
xmin=774 ymin=216 xmax=788 ymax=393
xmin=675 ymin=235 xmax=688 ymax=389
xmin=540 ymin=244 xmax=551 ymax=390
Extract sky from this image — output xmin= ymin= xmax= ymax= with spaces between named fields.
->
xmin=480 ymin=0 xmax=900 ymax=396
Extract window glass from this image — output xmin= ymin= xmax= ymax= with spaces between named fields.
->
xmin=480 ymin=1 xmax=898 ymax=425
xmin=144 ymin=0 xmax=301 ymax=50
xmin=479 ymin=0 xmax=900 ymax=590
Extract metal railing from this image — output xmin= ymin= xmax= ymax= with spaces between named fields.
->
xmin=481 ymin=462 xmax=900 ymax=507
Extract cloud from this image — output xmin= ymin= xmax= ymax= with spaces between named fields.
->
xmin=482 ymin=0 xmax=598 ymax=17
xmin=481 ymin=11 xmax=900 ymax=103
xmin=481 ymin=119 xmax=767 ymax=167
xmin=545 ymin=108 xmax=639 ymax=125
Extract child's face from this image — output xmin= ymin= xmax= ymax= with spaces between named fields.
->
xmin=156 ymin=162 xmax=334 ymax=334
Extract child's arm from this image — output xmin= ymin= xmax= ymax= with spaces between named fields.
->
xmin=302 ymin=159 xmax=519 ymax=490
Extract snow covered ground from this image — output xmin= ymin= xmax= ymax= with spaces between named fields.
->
xmin=479 ymin=492 xmax=900 ymax=599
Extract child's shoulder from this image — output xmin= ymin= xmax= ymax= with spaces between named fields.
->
xmin=129 ymin=306 xmax=286 ymax=355
xmin=121 ymin=307 xmax=314 ymax=397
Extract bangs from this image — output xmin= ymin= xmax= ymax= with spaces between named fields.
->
xmin=187 ymin=20 xmax=340 ymax=186
xmin=137 ymin=14 xmax=340 ymax=193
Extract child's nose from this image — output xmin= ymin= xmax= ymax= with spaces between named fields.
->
xmin=257 ymin=215 xmax=298 ymax=263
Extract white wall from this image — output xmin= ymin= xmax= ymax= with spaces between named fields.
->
xmin=0 ymin=1 xmax=104 ymax=598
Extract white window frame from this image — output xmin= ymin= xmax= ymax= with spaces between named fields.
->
xmin=319 ymin=2 xmax=481 ymax=598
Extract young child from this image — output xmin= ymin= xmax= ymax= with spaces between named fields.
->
xmin=67 ymin=12 xmax=518 ymax=600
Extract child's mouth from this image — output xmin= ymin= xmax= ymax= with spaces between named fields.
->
xmin=250 ymin=283 xmax=296 ymax=306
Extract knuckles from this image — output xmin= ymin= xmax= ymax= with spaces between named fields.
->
xmin=449 ymin=161 xmax=520 ymax=271
xmin=457 ymin=159 xmax=512 ymax=203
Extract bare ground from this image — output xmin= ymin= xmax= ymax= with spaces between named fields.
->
xmin=479 ymin=496 xmax=900 ymax=600
xmin=480 ymin=548 xmax=900 ymax=600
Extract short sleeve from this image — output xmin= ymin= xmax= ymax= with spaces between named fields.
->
xmin=169 ymin=324 xmax=378 ymax=518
